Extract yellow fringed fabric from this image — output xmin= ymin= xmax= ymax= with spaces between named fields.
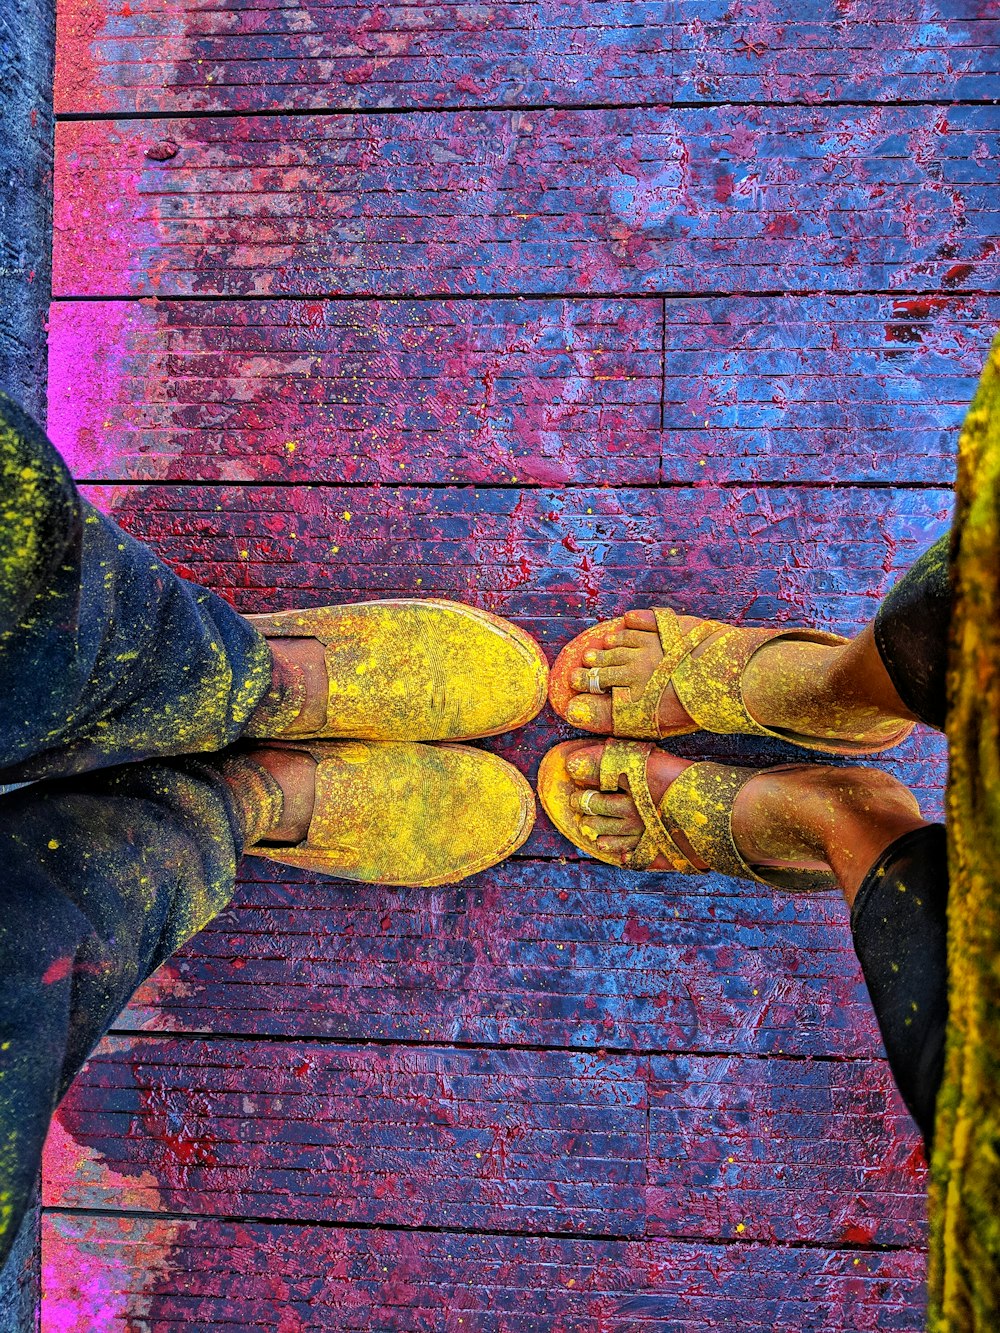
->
xmin=928 ymin=332 xmax=1000 ymax=1331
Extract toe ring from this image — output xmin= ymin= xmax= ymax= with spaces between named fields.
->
xmin=579 ymin=789 xmax=597 ymax=815
xmin=586 ymin=667 xmax=604 ymax=695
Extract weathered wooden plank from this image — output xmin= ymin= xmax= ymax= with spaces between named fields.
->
xmin=42 ymin=1037 xmax=924 ymax=1241
xmin=40 ymin=1212 xmax=928 ymax=1332
xmin=116 ymin=858 xmax=921 ymax=1061
xmin=77 ymin=479 xmax=954 ymax=634
xmin=47 ymin=297 xmax=662 ymax=484
xmin=53 ymin=0 xmax=999 ymax=116
xmin=43 ymin=1039 xmax=651 ymax=1235
xmin=49 ymin=292 xmax=999 ymax=485
xmin=675 ymin=4 xmax=1000 ymax=105
xmin=660 ymin=292 xmax=1000 ymax=484
xmin=646 ymin=1055 xmax=926 ymax=1244
xmin=52 ymin=106 xmax=1000 ymax=298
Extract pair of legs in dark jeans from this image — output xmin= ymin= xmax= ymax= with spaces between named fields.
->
xmin=0 ymin=393 xmax=950 ymax=1268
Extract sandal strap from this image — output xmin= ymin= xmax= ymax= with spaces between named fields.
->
xmin=670 ymin=624 xmax=850 ymax=739
xmin=598 ymin=738 xmax=698 ymax=873
xmin=660 ymin=761 xmax=841 ymax=891
xmin=659 ymin=761 xmax=763 ymax=882
xmin=611 ymin=609 xmax=725 ymax=738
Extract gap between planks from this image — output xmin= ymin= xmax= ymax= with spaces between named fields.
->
xmin=52 ymin=95 xmax=1000 ymax=124
xmin=39 ymin=1204 xmax=927 ymax=1254
xmin=102 ymin=1025 xmax=898 ymax=1067
xmin=49 ymin=287 xmax=998 ymax=303
xmin=65 ymin=477 xmax=956 ymax=490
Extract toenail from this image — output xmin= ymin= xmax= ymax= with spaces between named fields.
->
xmin=566 ymin=752 xmax=588 ymax=777
xmin=567 ymin=700 xmax=589 ymax=723
xmin=582 ymin=650 xmax=596 ymax=665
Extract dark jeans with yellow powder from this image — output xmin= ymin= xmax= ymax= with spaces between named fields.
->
xmin=0 ymin=395 xmax=952 ymax=1269
xmin=854 ymin=534 xmax=952 ymax=1150
xmin=0 ymin=394 xmax=287 ymax=1266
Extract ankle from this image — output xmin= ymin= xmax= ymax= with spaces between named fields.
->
xmin=813 ymin=772 xmax=930 ymax=908
xmin=221 ymin=747 xmax=316 ymax=845
xmin=734 ymin=765 xmax=928 ymax=908
xmin=245 ymin=646 xmax=309 ymax=738
xmin=741 ymin=636 xmax=913 ymax=741
xmin=248 ymin=747 xmax=317 ymax=844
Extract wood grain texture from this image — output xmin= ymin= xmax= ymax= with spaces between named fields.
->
xmin=52 ymin=105 xmax=1000 ymax=298
xmin=40 ymin=1212 xmax=929 ymax=1332
xmin=660 ymin=292 xmax=1000 ymax=484
xmin=42 ymin=1036 xmax=925 ymax=1242
xmin=53 ymin=0 xmax=1000 ymax=115
xmin=48 ymin=292 xmax=1000 ymax=485
xmin=47 ymin=297 xmax=662 ymax=484
xmin=116 ymin=857 xmax=924 ymax=1060
xmin=78 ymin=479 xmax=954 ymax=632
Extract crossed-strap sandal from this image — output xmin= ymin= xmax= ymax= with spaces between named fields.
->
xmin=237 ymin=740 xmax=535 ymax=887
xmin=549 ymin=607 xmax=913 ymax=756
xmin=538 ymin=737 xmax=843 ymax=891
xmin=250 ymin=597 xmax=548 ymax=741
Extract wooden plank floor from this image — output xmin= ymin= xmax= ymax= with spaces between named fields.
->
xmin=43 ymin=2 xmax=999 ymax=1328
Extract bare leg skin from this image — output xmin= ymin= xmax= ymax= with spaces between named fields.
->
xmin=565 ymin=742 xmax=929 ymax=908
xmin=240 ymin=746 xmax=317 ymax=844
xmin=263 ymin=638 xmax=329 ymax=735
xmin=567 ymin=615 xmax=920 ymax=744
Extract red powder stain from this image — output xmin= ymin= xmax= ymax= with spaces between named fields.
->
xmin=293 ymin=1060 xmax=311 ymax=1078
xmin=30 ymin=108 xmax=37 ymax=128
xmin=520 ymin=456 xmax=570 ymax=485
xmin=624 ymin=914 xmax=651 ymax=945
xmin=455 ymin=74 xmax=485 ymax=95
xmin=943 ymin=262 xmax=975 ymax=285
xmin=764 ymin=214 xmax=801 ymax=238
xmin=892 ymin=297 xmax=951 ymax=319
xmin=42 ymin=956 xmax=73 ymax=985
xmin=292 ymin=302 xmax=325 ymax=329
xmin=121 ymin=1 xmax=131 ymax=12
xmin=380 ymin=913 xmax=392 ymax=931
xmin=841 ymin=1223 xmax=875 ymax=1245
xmin=344 ymin=62 xmax=376 ymax=85
xmin=884 ymin=324 xmax=924 ymax=344
xmin=714 ymin=172 xmax=735 ymax=203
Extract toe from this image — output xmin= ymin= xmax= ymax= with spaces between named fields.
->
xmin=579 ymin=815 xmax=626 ymax=839
xmin=622 ymin=609 xmax=658 ymax=631
xmin=583 ymin=647 xmax=635 ymax=668
xmin=565 ymin=694 xmax=614 ymax=730
xmin=570 ymin=665 xmax=632 ymax=693
xmin=564 ymin=744 xmax=605 ymax=786
xmin=569 ymin=790 xmax=632 ymax=817
xmin=596 ymin=834 xmax=639 ymax=858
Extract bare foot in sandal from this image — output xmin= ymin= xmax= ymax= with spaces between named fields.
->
xmin=540 ymin=737 xmax=928 ymax=901
xmin=551 ymin=610 xmax=918 ymax=755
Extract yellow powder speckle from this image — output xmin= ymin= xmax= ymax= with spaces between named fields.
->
xmin=285 ymin=441 xmax=296 ymax=451
xmin=240 ymin=549 xmax=249 ymax=559
xmin=736 ymin=1223 xmax=746 ymax=1233
xmin=48 ymin=839 xmax=59 ymax=850
xmin=343 ymin=511 xmax=352 ymax=521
